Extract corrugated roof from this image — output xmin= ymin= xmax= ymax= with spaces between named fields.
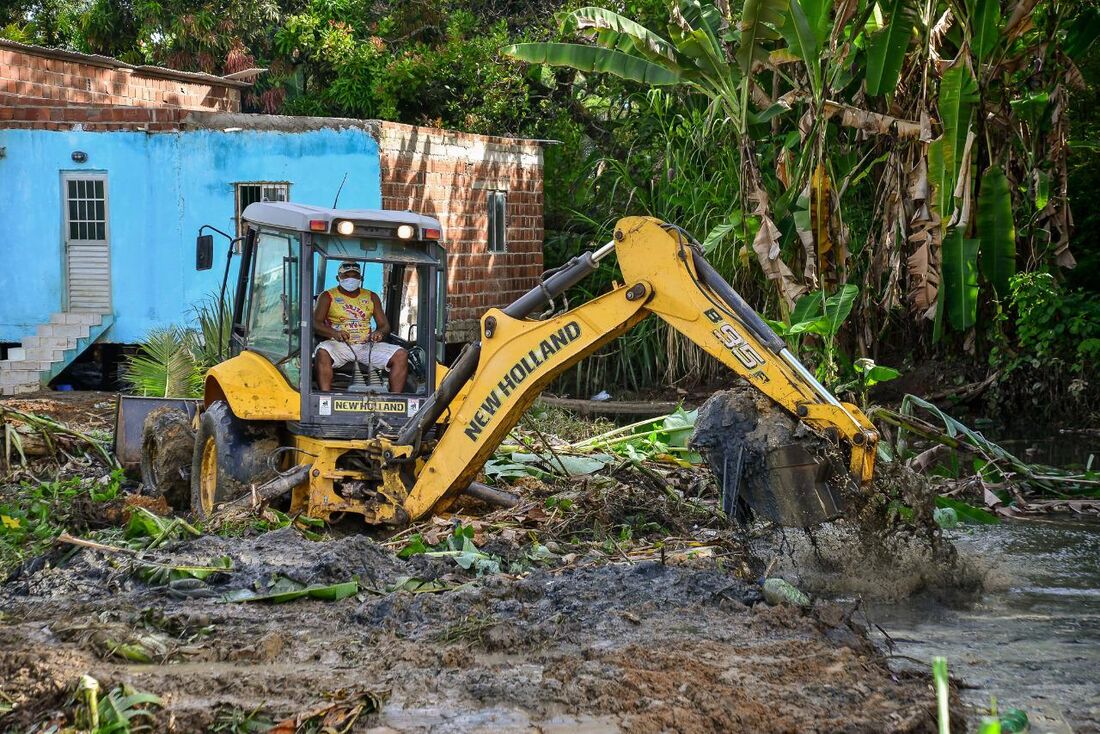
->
xmin=0 ymin=38 xmax=255 ymax=89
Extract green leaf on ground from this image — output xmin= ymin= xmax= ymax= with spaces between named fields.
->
xmin=224 ymin=576 xmax=359 ymax=603
xmin=935 ymin=496 xmax=999 ymax=524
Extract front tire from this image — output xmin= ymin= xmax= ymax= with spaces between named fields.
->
xmin=140 ymin=407 xmax=195 ymax=511
xmin=190 ymin=401 xmax=279 ymax=520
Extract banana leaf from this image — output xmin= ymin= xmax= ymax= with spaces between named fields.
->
xmin=977 ymin=166 xmax=1016 ymax=298
xmin=935 ymin=496 xmax=999 ymax=524
xmin=941 ymin=230 xmax=979 ymax=331
xmin=503 ymin=43 xmax=681 ymax=85
xmin=864 ymin=0 xmax=917 ymax=96
xmin=970 ymin=0 xmax=1001 ymax=61
xmin=783 ymin=284 xmax=858 ymax=336
xmin=779 ymin=0 xmax=822 ymax=93
xmin=939 ymin=63 xmax=979 ymax=178
xmin=223 ymin=577 xmax=359 ymax=603
xmin=562 ymin=7 xmax=677 ymax=61
xmin=928 ymin=137 xmax=952 ymax=232
xmin=735 ymin=0 xmax=787 ymax=74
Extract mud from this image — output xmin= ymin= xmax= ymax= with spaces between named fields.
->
xmin=0 ymin=528 xmax=943 ymax=733
xmin=694 ymin=388 xmax=983 ymax=604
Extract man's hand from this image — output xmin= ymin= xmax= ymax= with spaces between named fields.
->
xmin=369 ymin=331 xmax=384 ymax=343
xmin=336 ymin=331 xmax=352 ymax=343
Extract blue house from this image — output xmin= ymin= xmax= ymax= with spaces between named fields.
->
xmin=0 ymin=40 xmax=546 ymax=395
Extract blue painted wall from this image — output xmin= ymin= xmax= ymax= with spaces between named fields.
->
xmin=0 ymin=126 xmax=381 ymax=343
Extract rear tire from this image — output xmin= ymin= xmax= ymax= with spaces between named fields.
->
xmin=140 ymin=407 xmax=195 ymax=511
xmin=190 ymin=401 xmax=279 ymax=520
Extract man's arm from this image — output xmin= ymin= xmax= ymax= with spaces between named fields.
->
xmin=313 ymin=292 xmax=348 ymax=341
xmin=370 ymin=292 xmax=390 ymax=341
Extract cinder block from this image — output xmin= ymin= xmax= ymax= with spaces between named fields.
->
xmin=6 ymin=347 xmax=25 ymax=361
xmin=52 ymin=312 xmax=101 ymax=326
xmin=50 ymin=324 xmax=88 ymax=338
xmin=0 ymin=369 xmax=41 ymax=386
xmin=25 ymin=348 xmax=64 ymax=363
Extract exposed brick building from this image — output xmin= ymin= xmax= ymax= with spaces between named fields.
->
xmin=0 ymin=40 xmax=544 ymax=393
xmin=377 ymin=123 xmax=545 ymax=343
xmin=0 ymin=38 xmax=243 ymax=129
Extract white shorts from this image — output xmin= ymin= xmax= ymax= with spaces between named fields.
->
xmin=316 ymin=340 xmax=402 ymax=369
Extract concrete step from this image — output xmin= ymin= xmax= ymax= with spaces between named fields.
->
xmin=37 ymin=323 xmax=90 ymax=339
xmin=23 ymin=348 xmax=66 ymax=363
xmin=0 ymin=383 xmax=39 ymax=396
xmin=22 ymin=335 xmax=77 ymax=350
xmin=51 ymin=312 xmax=103 ymax=326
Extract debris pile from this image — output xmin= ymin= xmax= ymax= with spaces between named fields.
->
xmin=0 ymin=390 xmax=1091 ymax=730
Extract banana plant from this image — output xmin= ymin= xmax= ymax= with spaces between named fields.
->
xmin=504 ymin=3 xmax=750 ymax=133
xmin=768 ymin=283 xmax=859 ymax=383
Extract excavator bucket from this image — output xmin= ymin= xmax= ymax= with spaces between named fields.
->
xmin=755 ymin=443 xmax=845 ymax=527
xmin=697 ymin=388 xmax=854 ymax=529
xmin=717 ymin=441 xmax=846 ymax=528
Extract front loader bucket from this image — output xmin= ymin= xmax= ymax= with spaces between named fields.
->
xmin=114 ymin=395 xmax=201 ymax=474
xmin=745 ymin=443 xmax=845 ymax=528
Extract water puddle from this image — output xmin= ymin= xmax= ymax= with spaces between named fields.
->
xmin=865 ymin=518 xmax=1100 ymax=731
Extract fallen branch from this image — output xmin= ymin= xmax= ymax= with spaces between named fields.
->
xmin=924 ymin=371 xmax=1000 ymax=403
xmin=213 ymin=463 xmax=313 ymax=513
xmin=0 ymin=407 xmax=117 ymax=469
xmin=55 ymin=533 xmax=232 ymax=578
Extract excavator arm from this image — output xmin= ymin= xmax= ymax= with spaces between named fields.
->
xmin=393 ymin=216 xmax=878 ymax=524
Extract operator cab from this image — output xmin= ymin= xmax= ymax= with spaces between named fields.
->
xmin=222 ymin=202 xmax=445 ymax=438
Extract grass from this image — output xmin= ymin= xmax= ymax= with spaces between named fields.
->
xmin=430 ymin=613 xmax=500 ymax=645
xmin=523 ymin=404 xmax=614 ymax=443
xmin=211 ymin=704 xmax=277 ymax=733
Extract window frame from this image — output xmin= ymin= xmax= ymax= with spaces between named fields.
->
xmin=234 ymin=181 xmax=291 ymax=238
xmin=244 ymin=227 xmax=302 ymax=386
xmin=61 ymin=171 xmax=110 ymax=244
xmin=487 ymin=189 xmax=507 ymax=253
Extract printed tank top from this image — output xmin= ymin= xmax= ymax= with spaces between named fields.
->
xmin=325 ymin=287 xmax=375 ymax=344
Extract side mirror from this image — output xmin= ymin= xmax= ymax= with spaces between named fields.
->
xmin=196 ymin=234 xmax=214 ymax=271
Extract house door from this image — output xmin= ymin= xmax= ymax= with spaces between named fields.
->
xmin=61 ymin=173 xmax=111 ymax=312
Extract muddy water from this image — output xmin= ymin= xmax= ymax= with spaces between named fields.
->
xmin=865 ymin=518 xmax=1100 ymax=733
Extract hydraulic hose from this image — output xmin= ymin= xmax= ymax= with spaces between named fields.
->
xmin=689 ymin=249 xmax=786 ymax=354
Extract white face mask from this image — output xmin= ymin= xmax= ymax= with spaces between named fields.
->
xmin=339 ymin=277 xmax=361 ymax=291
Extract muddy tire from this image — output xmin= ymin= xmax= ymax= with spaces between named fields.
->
xmin=140 ymin=407 xmax=196 ymax=511
xmin=190 ymin=401 xmax=279 ymax=520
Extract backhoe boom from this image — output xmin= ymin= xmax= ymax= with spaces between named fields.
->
xmin=395 ymin=216 xmax=878 ymax=522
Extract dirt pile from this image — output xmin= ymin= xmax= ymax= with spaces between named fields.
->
xmin=0 ymin=528 xmax=943 ymax=733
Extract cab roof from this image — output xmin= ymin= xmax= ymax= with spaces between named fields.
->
xmin=242 ymin=202 xmax=443 ymax=235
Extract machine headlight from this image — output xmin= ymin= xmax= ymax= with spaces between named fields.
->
xmin=335 ymin=220 xmax=356 ymax=236
xmin=396 ymin=224 xmax=415 ymax=239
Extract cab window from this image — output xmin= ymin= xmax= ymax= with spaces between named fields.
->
xmin=246 ymin=229 xmax=301 ymax=383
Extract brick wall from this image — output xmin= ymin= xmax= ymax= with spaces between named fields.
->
xmin=0 ymin=41 xmax=242 ymax=131
xmin=378 ymin=121 xmax=544 ymax=343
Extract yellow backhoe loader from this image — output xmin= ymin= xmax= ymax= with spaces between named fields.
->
xmin=120 ymin=203 xmax=878 ymax=529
